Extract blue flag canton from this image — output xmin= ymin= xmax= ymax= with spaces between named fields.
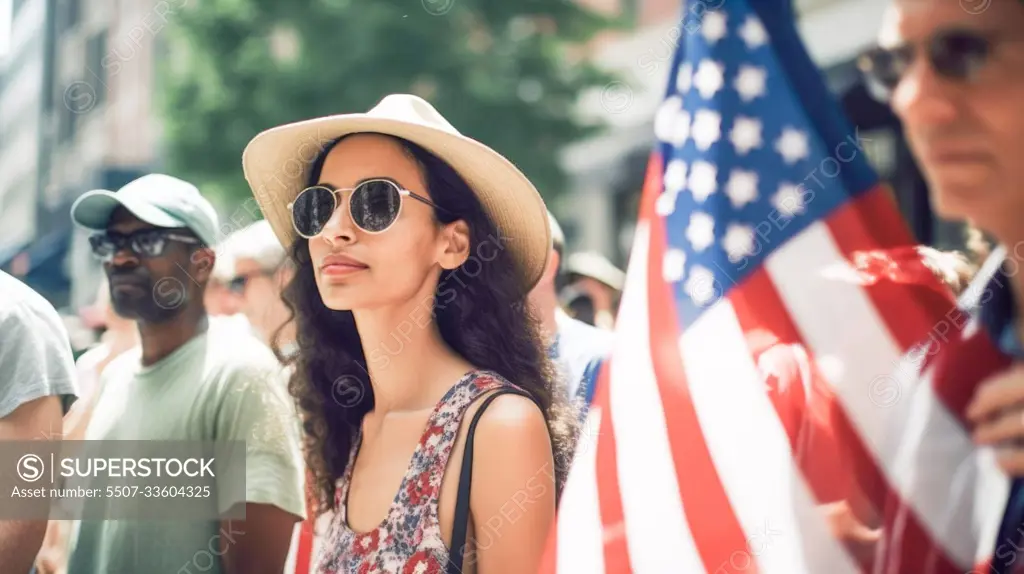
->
xmin=655 ymin=0 xmax=872 ymax=326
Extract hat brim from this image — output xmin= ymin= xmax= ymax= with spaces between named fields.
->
xmin=566 ymin=256 xmax=626 ymax=291
xmin=241 ymin=115 xmax=550 ymax=295
xmin=70 ymin=189 xmax=188 ymax=231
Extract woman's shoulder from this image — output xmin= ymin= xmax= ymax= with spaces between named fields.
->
xmin=459 ymin=370 xmax=546 ymax=436
xmin=457 ymin=373 xmax=554 ymax=520
xmin=462 ymin=369 xmax=528 ymax=395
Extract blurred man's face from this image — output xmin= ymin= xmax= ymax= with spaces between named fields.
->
xmin=205 ymin=281 xmax=242 ymax=316
xmin=879 ymin=0 xmax=1024 ymax=238
xmin=571 ymin=276 xmax=615 ymax=310
xmin=233 ymin=257 xmax=282 ymax=339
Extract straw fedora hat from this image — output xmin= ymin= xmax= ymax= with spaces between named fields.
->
xmin=241 ymin=94 xmax=551 ymax=294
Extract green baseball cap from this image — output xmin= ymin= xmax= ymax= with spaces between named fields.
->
xmin=70 ymin=173 xmax=220 ymax=247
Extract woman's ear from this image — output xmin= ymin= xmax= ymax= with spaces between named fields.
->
xmin=438 ymin=220 xmax=471 ymax=270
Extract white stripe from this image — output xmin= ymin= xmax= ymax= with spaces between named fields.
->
xmin=608 ymin=221 xmax=705 ymax=573
xmin=555 ymin=406 xmax=606 ymax=573
xmin=765 ymin=222 xmax=1005 ymax=566
xmin=891 ymin=363 xmax=1007 ymax=568
xmin=284 ymin=521 xmax=301 ymax=573
xmin=680 ymin=301 xmax=860 ymax=574
xmin=283 ymin=510 xmax=334 ymax=573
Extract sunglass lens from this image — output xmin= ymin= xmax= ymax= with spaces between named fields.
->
xmin=931 ymin=31 xmax=990 ymax=81
xmin=133 ymin=231 xmax=167 ymax=257
xmin=292 ymin=186 xmax=336 ymax=237
xmin=89 ymin=235 xmax=115 ymax=258
xmin=351 ymin=181 xmax=401 ymax=233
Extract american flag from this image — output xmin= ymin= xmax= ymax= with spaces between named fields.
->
xmin=285 ymin=472 xmax=333 ymax=573
xmin=540 ymin=0 xmax=1011 ymax=572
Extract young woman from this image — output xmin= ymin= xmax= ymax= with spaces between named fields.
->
xmin=242 ymin=95 xmax=579 ymax=574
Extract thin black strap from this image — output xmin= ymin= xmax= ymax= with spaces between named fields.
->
xmin=447 ymin=388 xmax=535 ymax=574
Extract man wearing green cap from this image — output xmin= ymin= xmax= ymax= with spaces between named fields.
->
xmin=64 ymin=174 xmax=306 ymax=574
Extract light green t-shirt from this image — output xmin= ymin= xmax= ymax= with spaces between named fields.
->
xmin=66 ymin=319 xmax=306 ymax=574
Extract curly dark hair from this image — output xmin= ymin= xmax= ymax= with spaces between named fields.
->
xmin=271 ymin=134 xmax=579 ymax=516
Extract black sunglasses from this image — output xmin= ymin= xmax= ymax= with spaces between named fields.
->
xmin=857 ymin=28 xmax=1012 ymax=102
xmin=89 ymin=229 xmax=200 ymax=262
xmin=287 ymin=179 xmax=448 ymax=238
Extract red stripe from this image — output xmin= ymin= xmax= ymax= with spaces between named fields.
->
xmin=877 ymin=326 xmax=1010 ymax=573
xmin=834 ymin=187 xmax=1008 ymax=572
xmin=538 ymin=512 xmax=558 ymax=573
xmin=644 ymin=155 xmax=758 ymax=572
xmin=731 ymin=267 xmax=961 ymax=572
xmin=593 ymin=360 xmax=632 ymax=572
xmin=826 ymin=188 xmax=956 ymax=509
xmin=293 ymin=517 xmax=315 ymax=574
xmin=294 ymin=473 xmax=319 ymax=573
xmin=537 ymin=365 xmax=629 ymax=573
xmin=537 ymin=376 xmax=623 ymax=573
xmin=928 ymin=321 xmax=1011 ymax=425
xmin=825 ymin=188 xmax=967 ymax=573
xmin=731 ymin=268 xmax=869 ymax=568
xmin=827 ymin=185 xmax=956 ymax=353
xmin=838 ymin=184 xmax=913 ymax=246
xmin=539 ymin=150 xmax=664 ymax=573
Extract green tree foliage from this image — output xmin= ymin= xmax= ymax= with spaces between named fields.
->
xmin=158 ymin=0 xmax=623 ymax=209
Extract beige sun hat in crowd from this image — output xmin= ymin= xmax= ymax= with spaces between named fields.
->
xmin=240 ymin=94 xmax=551 ymax=294
xmin=566 ymin=251 xmax=626 ymax=292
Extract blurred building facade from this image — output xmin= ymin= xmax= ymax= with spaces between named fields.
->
xmin=560 ymin=0 xmax=964 ymax=267
xmin=0 ymin=0 xmax=52 ymax=291
xmin=49 ymin=0 xmax=166 ymax=310
xmin=0 ymin=0 xmax=164 ymax=310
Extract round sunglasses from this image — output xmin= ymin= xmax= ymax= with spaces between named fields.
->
xmin=857 ymin=28 xmax=1019 ymax=102
xmin=288 ymin=179 xmax=448 ymax=238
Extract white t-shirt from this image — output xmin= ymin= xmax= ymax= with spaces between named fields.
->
xmin=73 ymin=343 xmax=109 ymax=405
xmin=67 ymin=318 xmax=306 ymax=573
xmin=0 ymin=270 xmax=78 ymax=418
xmin=213 ymin=312 xmax=256 ymax=336
xmin=553 ymin=309 xmax=613 ymax=399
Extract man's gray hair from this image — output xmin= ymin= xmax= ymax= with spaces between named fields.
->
xmin=215 ymin=217 xmax=288 ymax=278
xmin=221 ymin=219 xmax=288 ymax=274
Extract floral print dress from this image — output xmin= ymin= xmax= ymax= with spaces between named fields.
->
xmin=315 ymin=370 xmax=523 ymax=574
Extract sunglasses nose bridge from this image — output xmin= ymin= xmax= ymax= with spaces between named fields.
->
xmin=109 ymin=242 xmax=141 ymax=266
xmin=319 ymin=188 xmax=359 ymax=241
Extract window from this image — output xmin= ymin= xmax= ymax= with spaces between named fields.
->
xmin=85 ymin=31 xmax=107 ymax=108
xmin=67 ymin=0 xmax=80 ymax=27
xmin=56 ymin=0 xmax=81 ymax=35
xmin=12 ymin=0 xmax=28 ymax=20
xmin=57 ymin=84 xmax=79 ymax=143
